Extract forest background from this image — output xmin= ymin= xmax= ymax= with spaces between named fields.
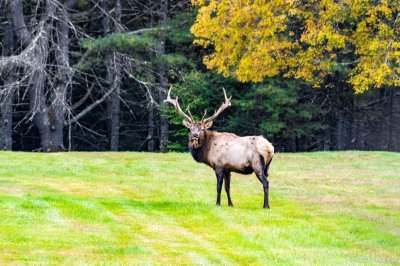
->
xmin=1 ymin=0 xmax=399 ymax=153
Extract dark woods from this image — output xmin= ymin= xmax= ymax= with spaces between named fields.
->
xmin=0 ymin=1 xmax=399 ymax=152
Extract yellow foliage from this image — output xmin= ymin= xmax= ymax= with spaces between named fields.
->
xmin=191 ymin=0 xmax=400 ymax=92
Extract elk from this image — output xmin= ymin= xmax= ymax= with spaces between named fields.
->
xmin=165 ymin=87 xmax=274 ymax=208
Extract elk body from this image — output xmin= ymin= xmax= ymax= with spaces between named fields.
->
xmin=165 ymin=87 xmax=274 ymax=208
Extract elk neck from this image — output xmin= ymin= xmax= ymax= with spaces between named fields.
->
xmin=189 ymin=130 xmax=214 ymax=164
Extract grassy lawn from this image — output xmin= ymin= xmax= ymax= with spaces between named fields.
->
xmin=0 ymin=151 xmax=399 ymax=265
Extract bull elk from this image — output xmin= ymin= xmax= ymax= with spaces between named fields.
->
xmin=165 ymin=87 xmax=274 ymax=208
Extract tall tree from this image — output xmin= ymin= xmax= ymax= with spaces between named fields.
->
xmin=6 ymin=0 xmax=65 ymax=152
xmin=158 ymin=0 xmax=169 ymax=153
xmin=191 ymin=0 xmax=400 ymax=92
xmin=0 ymin=20 xmax=15 ymax=150
xmin=102 ymin=0 xmax=123 ymax=151
xmin=147 ymin=1 xmax=157 ymax=152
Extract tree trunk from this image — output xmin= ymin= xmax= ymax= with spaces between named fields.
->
xmin=357 ymin=117 xmax=366 ymax=150
xmin=35 ymin=113 xmax=65 ymax=152
xmin=392 ymin=91 xmax=400 ymax=151
xmin=0 ymin=21 xmax=15 ymax=150
xmin=106 ymin=56 xmax=121 ymax=151
xmin=354 ymin=108 xmax=367 ymax=150
xmin=352 ymin=96 xmax=365 ymax=150
xmin=147 ymin=104 xmax=155 ymax=151
xmin=335 ymin=111 xmax=346 ymax=150
xmin=102 ymin=0 xmax=122 ymax=151
xmin=0 ymin=92 xmax=14 ymax=151
xmin=7 ymin=0 xmax=31 ymax=48
xmin=323 ymin=126 xmax=331 ymax=150
xmin=158 ymin=0 xmax=169 ymax=153
xmin=387 ymin=89 xmax=394 ymax=151
xmin=29 ymin=66 xmax=63 ymax=152
xmin=159 ymin=116 xmax=169 ymax=152
xmin=146 ymin=0 xmax=156 ymax=152
xmin=0 ymin=86 xmax=14 ymax=151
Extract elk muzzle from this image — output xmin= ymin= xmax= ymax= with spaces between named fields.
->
xmin=190 ymin=131 xmax=201 ymax=148
xmin=192 ymin=137 xmax=200 ymax=148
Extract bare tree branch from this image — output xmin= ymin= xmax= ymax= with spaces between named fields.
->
xmin=67 ymin=83 xmax=119 ymax=125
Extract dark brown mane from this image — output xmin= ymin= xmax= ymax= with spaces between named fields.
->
xmin=189 ymin=130 xmax=214 ymax=165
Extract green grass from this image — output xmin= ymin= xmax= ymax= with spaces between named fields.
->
xmin=0 ymin=151 xmax=399 ymax=265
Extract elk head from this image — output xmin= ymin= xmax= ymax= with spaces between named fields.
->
xmin=164 ymin=86 xmax=232 ymax=149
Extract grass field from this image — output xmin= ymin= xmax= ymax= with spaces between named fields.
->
xmin=0 ymin=151 xmax=399 ymax=265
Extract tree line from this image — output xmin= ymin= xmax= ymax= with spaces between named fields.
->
xmin=0 ymin=0 xmax=399 ymax=152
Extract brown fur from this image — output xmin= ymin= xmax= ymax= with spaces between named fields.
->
xmin=190 ymin=131 xmax=274 ymax=172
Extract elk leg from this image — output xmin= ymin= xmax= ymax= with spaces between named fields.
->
xmin=215 ymin=168 xmax=224 ymax=205
xmin=255 ymin=170 xmax=269 ymax=209
xmin=224 ymin=171 xmax=234 ymax=207
xmin=254 ymin=156 xmax=270 ymax=209
xmin=262 ymin=157 xmax=273 ymax=208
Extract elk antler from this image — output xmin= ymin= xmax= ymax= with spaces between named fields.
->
xmin=203 ymin=88 xmax=232 ymax=123
xmin=164 ymin=86 xmax=194 ymax=122
xmin=200 ymin=109 xmax=208 ymax=121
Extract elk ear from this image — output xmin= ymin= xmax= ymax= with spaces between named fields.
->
xmin=183 ymin=120 xmax=192 ymax=128
xmin=203 ymin=120 xmax=213 ymax=129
